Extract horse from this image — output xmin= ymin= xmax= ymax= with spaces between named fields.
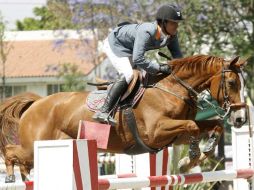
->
xmin=2 ymin=55 xmax=247 ymax=183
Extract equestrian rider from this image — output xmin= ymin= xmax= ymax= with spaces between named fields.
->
xmin=93 ymin=4 xmax=184 ymax=126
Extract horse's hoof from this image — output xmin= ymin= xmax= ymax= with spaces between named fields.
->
xmin=178 ymin=157 xmax=190 ymax=173
xmin=5 ymin=175 xmax=15 ymax=183
xmin=203 ymin=138 xmax=216 ymax=154
xmin=21 ymin=173 xmax=30 ymax=182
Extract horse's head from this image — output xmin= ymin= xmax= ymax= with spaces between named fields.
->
xmin=209 ymin=56 xmax=247 ymax=128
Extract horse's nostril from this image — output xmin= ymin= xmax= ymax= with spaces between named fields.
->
xmin=235 ymin=117 xmax=243 ymax=123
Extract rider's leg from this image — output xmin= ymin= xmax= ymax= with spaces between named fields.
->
xmin=93 ymin=75 xmax=128 ymax=126
xmin=93 ymin=38 xmax=133 ymax=126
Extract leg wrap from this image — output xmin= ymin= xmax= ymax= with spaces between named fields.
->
xmin=189 ymin=136 xmax=201 ymax=160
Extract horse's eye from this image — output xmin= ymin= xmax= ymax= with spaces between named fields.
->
xmin=227 ymin=79 xmax=236 ymax=87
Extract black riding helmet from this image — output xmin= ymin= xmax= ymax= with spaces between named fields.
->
xmin=156 ymin=4 xmax=183 ymax=36
xmin=156 ymin=4 xmax=184 ymax=22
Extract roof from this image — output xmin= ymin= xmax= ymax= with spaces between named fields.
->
xmin=2 ymin=30 xmax=103 ymax=78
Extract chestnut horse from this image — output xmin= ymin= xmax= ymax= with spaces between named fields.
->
xmin=2 ymin=55 xmax=247 ymax=182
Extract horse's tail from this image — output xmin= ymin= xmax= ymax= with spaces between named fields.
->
xmin=0 ymin=92 xmax=41 ymax=157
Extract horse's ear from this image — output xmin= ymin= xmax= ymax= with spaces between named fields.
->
xmin=229 ymin=56 xmax=240 ymax=67
xmin=236 ymin=56 xmax=250 ymax=67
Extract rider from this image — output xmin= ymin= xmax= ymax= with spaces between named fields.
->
xmin=93 ymin=4 xmax=184 ymax=126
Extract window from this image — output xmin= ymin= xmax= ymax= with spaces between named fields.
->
xmin=13 ymin=86 xmax=27 ymax=95
xmin=5 ymin=86 xmax=12 ymax=98
xmin=0 ymin=85 xmax=27 ymax=98
xmin=47 ymin=84 xmax=64 ymax=95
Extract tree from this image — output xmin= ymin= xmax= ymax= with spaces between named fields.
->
xmin=16 ymin=5 xmax=74 ymax=30
xmin=17 ymin=0 xmax=254 ymax=101
xmin=224 ymin=1 xmax=254 ymax=100
xmin=176 ymin=0 xmax=254 ymax=100
xmin=58 ymin=63 xmax=86 ymax=92
xmin=0 ymin=13 xmax=12 ymax=101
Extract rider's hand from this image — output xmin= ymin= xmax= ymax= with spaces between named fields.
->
xmin=159 ymin=64 xmax=172 ymax=75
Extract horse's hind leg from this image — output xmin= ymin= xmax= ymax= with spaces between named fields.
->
xmin=5 ymin=154 xmax=15 ymax=183
xmin=5 ymin=144 xmax=33 ymax=183
xmin=20 ymin=164 xmax=32 ymax=181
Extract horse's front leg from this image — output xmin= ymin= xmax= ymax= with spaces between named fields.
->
xmin=195 ymin=120 xmax=224 ymax=162
xmin=151 ymin=117 xmax=201 ymax=173
xmin=177 ymin=135 xmax=201 ymax=173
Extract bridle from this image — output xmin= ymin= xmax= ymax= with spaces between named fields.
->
xmin=152 ymin=63 xmax=245 ymax=119
xmin=215 ymin=64 xmax=246 ymax=118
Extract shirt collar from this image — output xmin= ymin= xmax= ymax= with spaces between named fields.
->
xmin=155 ymin=21 xmax=170 ymax=40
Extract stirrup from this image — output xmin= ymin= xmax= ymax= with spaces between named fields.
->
xmin=93 ymin=112 xmax=117 ymax=126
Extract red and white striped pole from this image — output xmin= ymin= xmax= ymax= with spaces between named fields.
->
xmin=98 ymin=169 xmax=254 ymax=190
xmin=6 ymin=169 xmax=254 ymax=190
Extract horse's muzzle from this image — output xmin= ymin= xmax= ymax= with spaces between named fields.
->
xmin=228 ymin=103 xmax=247 ymax=128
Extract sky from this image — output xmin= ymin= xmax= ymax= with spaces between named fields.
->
xmin=0 ymin=0 xmax=46 ymax=30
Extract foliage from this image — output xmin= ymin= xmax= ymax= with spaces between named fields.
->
xmin=177 ymin=0 xmax=254 ymax=100
xmin=57 ymin=63 xmax=85 ymax=92
xmin=171 ymin=144 xmax=223 ymax=190
xmin=15 ymin=0 xmax=254 ymax=101
xmin=67 ymin=0 xmax=254 ymax=100
xmin=16 ymin=5 xmax=74 ymax=30
xmin=99 ymin=153 xmax=115 ymax=175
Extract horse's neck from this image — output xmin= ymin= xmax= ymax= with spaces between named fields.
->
xmin=147 ymin=67 xmax=218 ymax=93
xmin=147 ymin=74 xmax=167 ymax=85
xmin=163 ymin=71 xmax=216 ymax=93
xmin=185 ymin=74 xmax=212 ymax=89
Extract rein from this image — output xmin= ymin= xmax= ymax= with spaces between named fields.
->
xmin=153 ymin=75 xmax=199 ymax=109
xmin=152 ymin=66 xmax=243 ymax=119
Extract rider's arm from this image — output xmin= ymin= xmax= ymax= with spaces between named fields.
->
xmin=132 ymin=28 xmax=160 ymax=74
xmin=167 ymin=35 xmax=183 ymax=59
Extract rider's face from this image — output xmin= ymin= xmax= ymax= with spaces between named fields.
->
xmin=165 ymin=20 xmax=179 ymax=36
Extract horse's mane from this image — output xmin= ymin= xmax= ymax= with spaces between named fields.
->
xmin=170 ymin=55 xmax=225 ymax=74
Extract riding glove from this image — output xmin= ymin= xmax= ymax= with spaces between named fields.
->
xmin=159 ymin=64 xmax=172 ymax=75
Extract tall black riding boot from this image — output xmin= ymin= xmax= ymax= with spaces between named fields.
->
xmin=93 ymin=75 xmax=128 ymax=126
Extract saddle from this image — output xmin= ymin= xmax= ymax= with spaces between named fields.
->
xmin=86 ymin=70 xmax=146 ymax=112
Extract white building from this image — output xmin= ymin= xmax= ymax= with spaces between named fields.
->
xmin=2 ymin=30 xmax=115 ymax=97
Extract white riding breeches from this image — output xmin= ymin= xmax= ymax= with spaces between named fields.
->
xmin=103 ymin=38 xmax=134 ymax=84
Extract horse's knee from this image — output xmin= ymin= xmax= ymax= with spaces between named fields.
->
xmin=214 ymin=125 xmax=224 ymax=134
xmin=186 ymin=121 xmax=200 ymax=137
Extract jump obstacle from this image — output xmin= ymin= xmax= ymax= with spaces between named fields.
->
xmin=2 ymin=106 xmax=254 ymax=190
xmin=32 ymin=139 xmax=254 ymax=190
